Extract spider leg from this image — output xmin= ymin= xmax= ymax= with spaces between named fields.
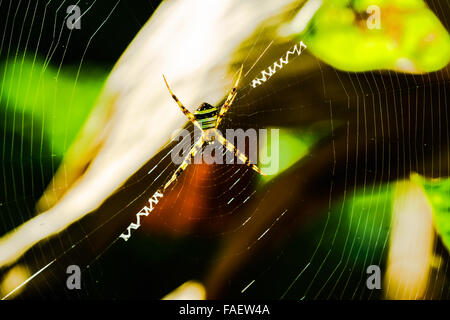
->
xmin=215 ymin=131 xmax=266 ymax=176
xmin=163 ymin=135 xmax=205 ymax=190
xmin=163 ymin=75 xmax=203 ymax=131
xmin=215 ymin=65 xmax=243 ymax=128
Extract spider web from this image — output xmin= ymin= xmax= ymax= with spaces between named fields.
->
xmin=0 ymin=0 xmax=449 ymax=300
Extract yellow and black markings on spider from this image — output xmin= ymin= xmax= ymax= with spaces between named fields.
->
xmin=162 ymin=65 xmax=266 ymax=192
xmin=119 ymin=67 xmax=265 ymax=242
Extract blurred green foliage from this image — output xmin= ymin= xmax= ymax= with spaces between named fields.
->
xmin=300 ymin=0 xmax=450 ymax=72
xmin=0 ymin=57 xmax=107 ymax=156
xmin=260 ymin=127 xmax=392 ymax=262
xmin=414 ymin=174 xmax=450 ymax=252
xmin=260 ymin=128 xmax=320 ymax=181
xmin=344 ymin=182 xmax=392 ymax=261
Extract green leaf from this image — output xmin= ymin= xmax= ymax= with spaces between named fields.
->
xmin=0 ymin=56 xmax=107 ymax=156
xmin=296 ymin=0 xmax=450 ymax=73
xmin=413 ymin=174 xmax=450 ymax=253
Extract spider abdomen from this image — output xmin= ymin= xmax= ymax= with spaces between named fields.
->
xmin=194 ymin=103 xmax=218 ymax=130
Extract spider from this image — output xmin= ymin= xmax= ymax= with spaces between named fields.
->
xmin=162 ymin=66 xmax=265 ymax=191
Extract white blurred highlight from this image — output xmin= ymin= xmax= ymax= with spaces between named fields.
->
xmin=0 ymin=265 xmax=30 ymax=299
xmin=384 ymin=178 xmax=435 ymax=300
xmin=162 ymin=281 xmax=206 ymax=300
